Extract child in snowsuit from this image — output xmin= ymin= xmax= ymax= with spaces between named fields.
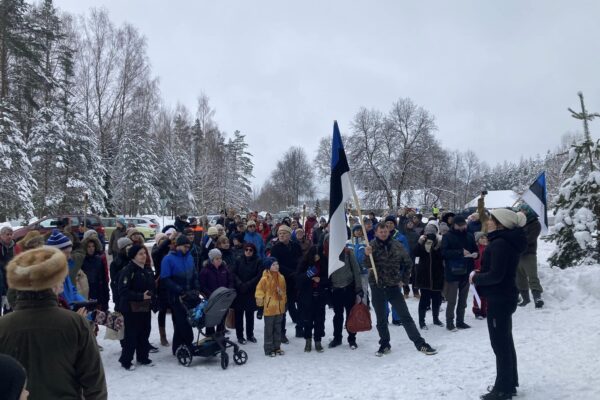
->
xmin=255 ymin=257 xmax=287 ymax=357
xmin=472 ymin=232 xmax=488 ymax=319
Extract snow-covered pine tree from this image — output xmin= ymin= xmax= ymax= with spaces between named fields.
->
xmin=0 ymin=102 xmax=36 ymax=220
xmin=223 ymin=130 xmax=254 ymax=210
xmin=546 ymin=92 xmax=600 ymax=268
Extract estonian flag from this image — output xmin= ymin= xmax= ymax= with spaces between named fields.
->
xmin=521 ymin=172 xmax=549 ymax=234
xmin=328 ymin=121 xmax=353 ymax=276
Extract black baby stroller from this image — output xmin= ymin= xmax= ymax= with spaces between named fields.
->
xmin=175 ymin=287 xmax=248 ymax=369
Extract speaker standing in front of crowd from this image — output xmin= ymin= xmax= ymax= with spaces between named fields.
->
xmin=471 ymin=209 xmax=527 ymax=400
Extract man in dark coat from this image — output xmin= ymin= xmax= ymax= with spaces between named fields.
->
xmin=230 ymin=243 xmax=262 ymax=343
xmin=108 ymin=217 xmax=127 ymax=256
xmin=271 ymin=224 xmax=303 ymax=341
xmin=0 ymin=247 xmax=107 ymax=399
xmin=441 ymin=215 xmax=478 ymax=331
xmin=515 ymin=204 xmax=544 ymax=308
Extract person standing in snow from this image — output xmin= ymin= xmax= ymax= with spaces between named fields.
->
xmin=255 ymin=257 xmax=287 ymax=357
xmin=244 ymin=220 xmax=266 ymax=259
xmin=441 ymin=215 xmax=478 ymax=332
xmin=230 ymin=243 xmax=262 ymax=344
xmin=364 ymin=223 xmax=437 ymax=357
xmin=414 ymin=223 xmax=445 ymax=330
xmin=108 ymin=218 xmax=128 ymax=256
xmin=472 ymin=232 xmax=489 ymax=319
xmin=470 ymin=209 xmax=527 ymax=400
xmin=347 ymin=224 xmax=369 ymax=305
xmin=515 ymin=204 xmax=544 ymax=308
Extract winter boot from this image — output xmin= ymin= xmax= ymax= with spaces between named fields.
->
xmin=518 ymin=290 xmax=531 ymax=307
xmin=433 ymin=318 xmax=444 ymax=327
xmin=304 ymin=339 xmax=312 ymax=352
xmin=328 ymin=338 xmax=342 ymax=348
xmin=159 ymin=327 xmax=169 ymax=347
xmin=532 ymin=291 xmax=544 ymax=308
xmin=419 ymin=320 xmax=427 ymax=330
xmin=315 ymin=340 xmax=324 ymax=353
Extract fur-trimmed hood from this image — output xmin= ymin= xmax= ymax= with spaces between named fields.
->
xmin=7 ymin=246 xmax=68 ymax=291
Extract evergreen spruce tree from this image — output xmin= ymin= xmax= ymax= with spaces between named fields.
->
xmin=314 ymin=198 xmax=321 ymax=217
xmin=546 ymin=92 xmax=600 ymax=268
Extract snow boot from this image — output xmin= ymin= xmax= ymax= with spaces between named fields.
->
xmin=159 ymin=326 xmax=169 ymax=347
xmin=433 ymin=318 xmax=444 ymax=327
xmin=348 ymin=339 xmax=358 ymax=350
xmin=518 ymin=290 xmax=531 ymax=307
xmin=304 ymin=339 xmax=312 ymax=352
xmin=375 ymin=345 xmax=391 ymax=357
xmin=419 ymin=320 xmax=427 ymax=330
xmin=315 ymin=340 xmax=324 ymax=353
xmin=456 ymin=321 xmax=471 ymax=329
xmin=446 ymin=322 xmax=457 ymax=332
xmin=532 ymin=290 xmax=544 ymax=308
xmin=328 ymin=338 xmax=342 ymax=348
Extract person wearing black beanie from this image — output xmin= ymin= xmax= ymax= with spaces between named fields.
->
xmin=0 ymin=354 xmax=28 ymax=400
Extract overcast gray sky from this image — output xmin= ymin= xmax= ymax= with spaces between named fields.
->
xmin=55 ymin=0 xmax=600 ymax=191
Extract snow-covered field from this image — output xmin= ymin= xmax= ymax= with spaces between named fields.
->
xmin=100 ymin=240 xmax=600 ymax=399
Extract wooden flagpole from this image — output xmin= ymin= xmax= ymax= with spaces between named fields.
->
xmin=348 ymin=179 xmax=378 ymax=284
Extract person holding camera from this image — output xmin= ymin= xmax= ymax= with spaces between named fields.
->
xmin=414 ymin=223 xmax=445 ymax=329
xmin=117 ymin=244 xmax=157 ymax=370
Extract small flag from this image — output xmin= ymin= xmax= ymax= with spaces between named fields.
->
xmin=328 ymin=121 xmax=353 ymax=276
xmin=521 ymin=172 xmax=549 ymax=234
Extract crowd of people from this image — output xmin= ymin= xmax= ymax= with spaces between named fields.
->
xmin=0 ymin=200 xmax=544 ymax=400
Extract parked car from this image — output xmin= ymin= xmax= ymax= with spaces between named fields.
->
xmin=128 ymin=216 xmax=160 ymax=233
xmin=101 ymin=217 xmax=156 ymax=242
xmin=140 ymin=215 xmax=162 ymax=233
xmin=12 ymin=214 xmax=105 ymax=242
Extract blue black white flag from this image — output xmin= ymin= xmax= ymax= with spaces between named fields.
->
xmin=521 ymin=172 xmax=549 ymax=234
xmin=328 ymin=121 xmax=353 ymax=276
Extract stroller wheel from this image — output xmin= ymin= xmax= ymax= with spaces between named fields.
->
xmin=176 ymin=345 xmax=193 ymax=367
xmin=220 ymin=352 xmax=229 ymax=370
xmin=233 ymin=350 xmax=248 ymax=365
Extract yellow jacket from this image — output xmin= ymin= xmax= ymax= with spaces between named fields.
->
xmin=255 ymin=270 xmax=287 ymax=317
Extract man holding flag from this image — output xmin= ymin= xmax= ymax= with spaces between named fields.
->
xmin=516 ymin=172 xmax=548 ymax=309
xmin=328 ymin=121 xmax=436 ymax=357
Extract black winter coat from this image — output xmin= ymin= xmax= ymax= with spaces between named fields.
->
xmin=117 ymin=261 xmax=156 ymax=313
xmin=404 ymin=229 xmax=420 ymax=258
xmin=414 ymin=239 xmax=444 ymax=291
xmin=82 ymin=254 xmax=110 ymax=310
xmin=110 ymin=251 xmax=130 ymax=311
xmin=271 ymin=240 xmax=303 ymax=295
xmin=441 ymin=228 xmax=478 ymax=282
xmin=230 ymin=255 xmax=262 ymax=309
xmin=473 ymin=228 xmax=527 ymax=298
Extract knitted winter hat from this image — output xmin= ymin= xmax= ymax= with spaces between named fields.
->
xmin=0 ymin=354 xmax=27 ymax=400
xmin=474 ymin=232 xmax=488 ymax=242
xmin=83 ymin=229 xmax=98 ymax=241
xmin=453 ymin=215 xmax=467 ymax=226
xmin=277 ymin=225 xmax=292 ymax=234
xmin=117 ymin=237 xmax=133 ymax=250
xmin=46 ymin=229 xmax=72 ymax=250
xmin=424 ymin=223 xmax=438 ymax=235
xmin=207 ymin=226 xmax=218 ymax=236
xmin=262 ymin=257 xmax=277 ymax=269
xmin=246 ymin=220 xmax=256 ymax=227
xmin=126 ymin=228 xmax=141 ymax=239
xmin=352 ymin=224 xmax=362 ymax=233
xmin=384 ymin=215 xmax=397 ymax=225
xmin=490 ymin=209 xmax=527 ymax=230
xmin=439 ymin=223 xmax=450 ymax=235
xmin=154 ymin=233 xmax=168 ymax=245
xmin=208 ymin=248 xmax=222 ymax=261
xmin=6 ymin=246 xmax=68 ymax=291
xmin=176 ymin=235 xmax=191 ymax=247
xmin=127 ymin=244 xmax=145 ymax=260
xmin=117 ymin=217 xmax=127 ymax=226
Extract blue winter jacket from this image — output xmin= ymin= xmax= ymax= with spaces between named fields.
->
xmin=244 ymin=231 xmax=265 ymax=259
xmin=160 ymin=250 xmax=199 ymax=304
xmin=62 ymin=259 xmax=85 ymax=306
xmin=391 ymin=229 xmax=411 ymax=254
xmin=346 ymin=237 xmax=367 ymax=274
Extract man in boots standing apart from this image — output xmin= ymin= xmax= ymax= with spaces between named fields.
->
xmin=364 ymin=223 xmax=437 ymax=357
xmin=516 ymin=204 xmax=544 ymax=308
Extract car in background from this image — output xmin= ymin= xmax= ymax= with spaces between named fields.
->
xmin=102 ymin=217 xmax=156 ymax=242
xmin=128 ymin=216 xmax=160 ymax=233
xmin=12 ymin=214 xmax=105 ymax=242
xmin=140 ymin=215 xmax=162 ymax=233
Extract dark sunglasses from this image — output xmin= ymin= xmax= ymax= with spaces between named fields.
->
xmin=244 ymin=248 xmax=254 ymax=252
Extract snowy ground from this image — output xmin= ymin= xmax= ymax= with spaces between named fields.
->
xmin=100 ymin=239 xmax=600 ymax=399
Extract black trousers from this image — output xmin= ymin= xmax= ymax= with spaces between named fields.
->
xmin=331 ymin=285 xmax=356 ymax=343
xmin=282 ymin=285 xmax=302 ymax=334
xmin=235 ymin=307 xmax=255 ymax=339
xmin=418 ymin=289 xmax=442 ymax=323
xmin=371 ymin=285 xmax=425 ymax=349
xmin=171 ymin=301 xmax=194 ymax=355
xmin=119 ymin=311 xmax=151 ymax=367
xmin=487 ymin=296 xmax=519 ymax=392
xmin=300 ymin=292 xmax=326 ymax=341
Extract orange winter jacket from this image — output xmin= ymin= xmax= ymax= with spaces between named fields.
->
xmin=255 ymin=270 xmax=287 ymax=317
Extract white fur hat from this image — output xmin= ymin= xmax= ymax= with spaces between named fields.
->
xmin=7 ymin=246 xmax=68 ymax=291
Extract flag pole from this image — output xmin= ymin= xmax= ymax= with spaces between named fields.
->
xmin=348 ymin=179 xmax=378 ymax=284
